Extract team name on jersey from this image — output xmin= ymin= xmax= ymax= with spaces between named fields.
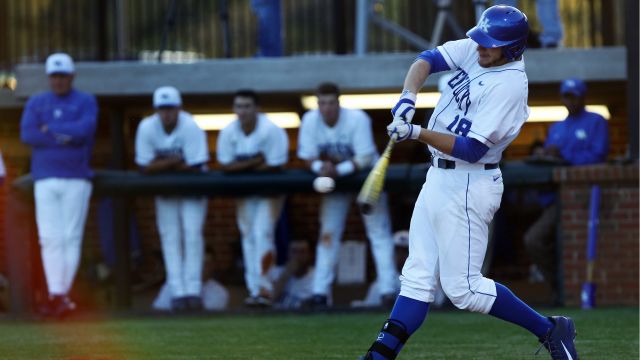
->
xmin=155 ymin=147 xmax=183 ymax=159
xmin=448 ymin=69 xmax=471 ymax=116
xmin=318 ymin=143 xmax=354 ymax=162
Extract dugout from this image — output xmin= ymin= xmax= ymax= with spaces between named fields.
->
xmin=0 ymin=0 xmax=637 ymax=313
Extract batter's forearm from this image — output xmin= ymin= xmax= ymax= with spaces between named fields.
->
xmin=219 ymin=156 xmax=265 ymax=173
xmin=403 ymin=60 xmax=432 ymax=94
xmin=141 ymin=157 xmax=183 ymax=173
xmin=415 ymin=129 xmax=456 ymax=155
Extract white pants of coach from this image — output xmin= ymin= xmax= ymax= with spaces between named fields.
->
xmin=400 ymin=165 xmax=503 ymax=313
xmin=35 ymin=178 xmax=92 ymax=296
xmin=313 ymin=192 xmax=398 ymax=296
xmin=236 ymin=196 xmax=284 ymax=298
xmin=155 ymin=196 xmax=207 ymax=298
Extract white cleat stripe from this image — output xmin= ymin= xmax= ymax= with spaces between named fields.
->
xmin=561 ymin=341 xmax=574 ymax=360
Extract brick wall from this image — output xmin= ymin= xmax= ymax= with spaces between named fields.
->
xmin=554 ymin=164 xmax=639 ymax=306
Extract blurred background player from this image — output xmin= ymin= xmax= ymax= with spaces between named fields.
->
xmin=270 ymin=238 xmax=315 ymax=310
xmin=216 ymin=89 xmax=289 ymax=307
xmin=20 ymin=53 xmax=98 ymax=317
xmin=152 ymin=246 xmax=229 ymax=312
xmin=524 ymin=77 xmax=609 ymax=305
xmin=360 ymin=6 xmax=579 ymax=360
xmin=297 ymin=82 xmax=399 ymax=309
xmin=135 ymin=86 xmax=209 ymax=312
xmin=495 ymin=0 xmax=563 ymax=48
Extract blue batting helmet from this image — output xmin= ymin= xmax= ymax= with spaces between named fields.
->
xmin=466 ymin=5 xmax=529 ymax=61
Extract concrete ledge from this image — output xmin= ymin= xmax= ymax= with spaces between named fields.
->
xmin=15 ymin=47 xmax=627 ymax=98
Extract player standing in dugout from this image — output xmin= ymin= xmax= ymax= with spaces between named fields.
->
xmin=359 ymin=6 xmax=579 ymax=360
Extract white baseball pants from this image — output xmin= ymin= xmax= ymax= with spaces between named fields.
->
xmin=236 ymin=196 xmax=284 ymax=297
xmin=312 ymin=193 xmax=398 ymax=296
xmin=34 ymin=178 xmax=92 ymax=296
xmin=400 ymin=166 xmax=503 ymax=314
xmin=155 ymin=196 xmax=207 ymax=298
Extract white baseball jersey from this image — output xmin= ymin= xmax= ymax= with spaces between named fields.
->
xmin=216 ymin=114 xmax=288 ymax=166
xmin=297 ymin=108 xmax=378 ymax=164
xmin=134 ymin=110 xmax=210 ymax=298
xmin=430 ymin=38 xmax=529 ymax=164
xmin=400 ymin=40 xmax=529 ymax=314
xmin=297 ymin=108 xmax=398 ymax=297
xmin=135 ymin=110 xmax=210 ymax=169
xmin=216 ymin=114 xmax=288 ymax=299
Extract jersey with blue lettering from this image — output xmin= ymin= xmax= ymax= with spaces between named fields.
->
xmin=135 ymin=110 xmax=209 ymax=170
xmin=430 ymin=38 xmax=529 ymax=164
xmin=216 ymin=114 xmax=288 ymax=167
xmin=297 ymin=108 xmax=378 ymax=164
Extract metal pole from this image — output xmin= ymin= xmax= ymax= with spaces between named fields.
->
xmin=355 ymin=0 xmax=369 ymax=56
xmin=625 ymin=0 xmax=639 ymax=159
xmin=109 ymin=109 xmax=131 ymax=309
xmin=158 ymin=0 xmax=178 ymax=63
xmin=114 ymin=0 xmax=127 ymax=60
xmin=219 ymin=0 xmax=231 ymax=58
xmin=473 ymin=0 xmax=488 ymax=22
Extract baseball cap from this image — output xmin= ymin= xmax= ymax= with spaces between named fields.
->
xmin=560 ymin=78 xmax=587 ymax=97
xmin=153 ymin=86 xmax=182 ymax=108
xmin=45 ymin=53 xmax=75 ymax=75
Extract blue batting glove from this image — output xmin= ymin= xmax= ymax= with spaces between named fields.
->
xmin=387 ymin=118 xmax=420 ymax=142
xmin=391 ymin=90 xmax=417 ymax=122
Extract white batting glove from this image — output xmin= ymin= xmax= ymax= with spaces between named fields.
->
xmin=391 ymin=90 xmax=417 ymax=123
xmin=387 ymin=118 xmax=420 ymax=142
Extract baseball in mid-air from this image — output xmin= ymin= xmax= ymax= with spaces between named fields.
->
xmin=313 ymin=176 xmax=335 ymax=193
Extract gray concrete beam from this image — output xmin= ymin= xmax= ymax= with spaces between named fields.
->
xmin=14 ymin=47 xmax=627 ymax=99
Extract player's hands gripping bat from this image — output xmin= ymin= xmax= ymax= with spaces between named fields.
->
xmin=357 ymin=90 xmax=420 ymax=214
xmin=357 ymin=117 xmax=420 ymax=214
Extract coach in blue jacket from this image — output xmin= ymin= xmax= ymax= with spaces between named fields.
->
xmin=544 ymin=78 xmax=609 ymax=164
xmin=525 ymin=77 xmax=609 ymax=305
xmin=20 ymin=53 xmax=98 ymax=317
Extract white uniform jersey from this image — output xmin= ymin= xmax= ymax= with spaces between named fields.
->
xmin=216 ymin=114 xmax=288 ymax=166
xmin=430 ymin=38 xmax=530 ymax=164
xmin=135 ymin=110 xmax=210 ymax=170
xmin=297 ymin=108 xmax=378 ymax=164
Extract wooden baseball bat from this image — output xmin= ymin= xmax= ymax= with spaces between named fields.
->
xmin=356 ymin=136 xmax=396 ymax=215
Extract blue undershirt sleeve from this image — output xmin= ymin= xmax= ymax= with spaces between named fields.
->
xmin=451 ymin=136 xmax=490 ymax=163
xmin=415 ymin=49 xmax=451 ymax=74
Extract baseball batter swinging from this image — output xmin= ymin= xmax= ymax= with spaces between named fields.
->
xmin=360 ymin=6 xmax=578 ymax=360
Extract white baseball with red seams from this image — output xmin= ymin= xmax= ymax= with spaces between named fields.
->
xmin=312 ymin=176 xmax=335 ymax=193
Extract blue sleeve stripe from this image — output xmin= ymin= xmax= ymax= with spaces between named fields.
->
xmin=437 ymin=47 xmax=458 ymax=69
xmin=451 ymin=136 xmax=490 ymax=163
xmin=416 ymin=49 xmax=451 ymax=74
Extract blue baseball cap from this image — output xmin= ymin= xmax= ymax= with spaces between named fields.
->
xmin=560 ymin=78 xmax=587 ymax=97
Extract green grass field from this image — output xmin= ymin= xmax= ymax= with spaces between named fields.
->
xmin=1 ymin=307 xmax=637 ymax=359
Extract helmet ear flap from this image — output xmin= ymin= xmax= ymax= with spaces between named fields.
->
xmin=502 ymin=40 xmax=527 ymax=61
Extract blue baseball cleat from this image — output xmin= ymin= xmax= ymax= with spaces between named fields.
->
xmin=537 ymin=316 xmax=579 ymax=360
